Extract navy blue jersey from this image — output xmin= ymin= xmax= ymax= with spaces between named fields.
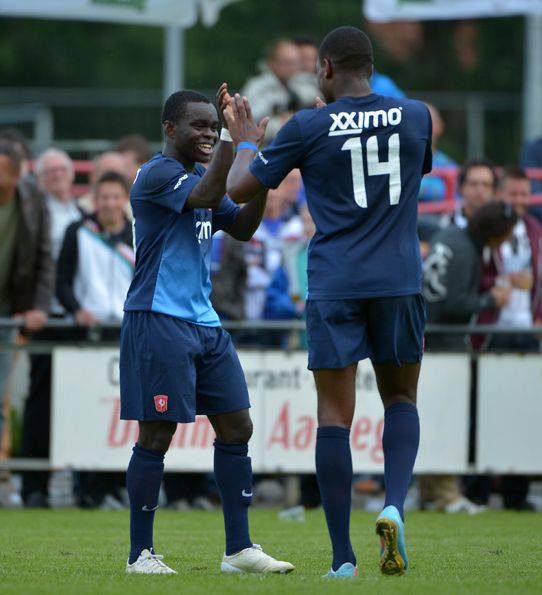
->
xmin=250 ymin=94 xmax=432 ymax=299
xmin=124 ymin=153 xmax=239 ymax=326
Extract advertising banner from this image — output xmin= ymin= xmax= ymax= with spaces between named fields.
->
xmin=477 ymin=354 xmax=542 ymax=473
xmin=51 ymin=349 xmax=470 ymax=473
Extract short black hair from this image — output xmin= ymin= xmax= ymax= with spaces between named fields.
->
xmin=458 ymin=158 xmax=498 ymax=189
xmin=501 ymin=165 xmax=529 ymax=184
xmin=0 ymin=140 xmax=22 ymax=174
xmin=115 ymin=134 xmax=152 ymax=164
xmin=0 ymin=127 xmax=31 ymax=160
xmin=265 ymin=38 xmax=295 ymax=61
xmin=95 ymin=170 xmax=130 ymax=195
xmin=294 ymin=35 xmax=319 ymax=49
xmin=319 ymin=26 xmax=373 ymax=74
xmin=161 ymin=90 xmax=211 ymax=125
xmin=468 ymin=200 xmax=517 ymax=243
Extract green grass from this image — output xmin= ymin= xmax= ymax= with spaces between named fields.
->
xmin=1 ymin=509 xmax=541 ymax=594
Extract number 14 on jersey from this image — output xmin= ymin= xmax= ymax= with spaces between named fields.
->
xmin=342 ymin=133 xmax=401 ymax=208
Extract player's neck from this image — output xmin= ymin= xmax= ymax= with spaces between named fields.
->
xmin=163 ymin=145 xmax=195 ymax=172
xmin=332 ymin=77 xmax=372 ymax=101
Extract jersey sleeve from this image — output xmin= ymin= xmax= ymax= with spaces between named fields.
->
xmin=249 ymin=115 xmax=305 ymax=189
xmin=422 ymin=106 xmax=433 ymax=175
xmin=140 ymin=161 xmax=200 ymax=212
xmin=212 ymin=196 xmax=240 ymax=233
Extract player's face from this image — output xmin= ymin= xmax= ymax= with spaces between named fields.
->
xmin=501 ymin=178 xmax=531 ymax=218
xmin=173 ymin=102 xmax=219 ymax=165
xmin=0 ymin=155 xmax=20 ymax=195
xmin=94 ymin=181 xmax=128 ymax=227
xmin=460 ymin=166 xmax=495 ymax=216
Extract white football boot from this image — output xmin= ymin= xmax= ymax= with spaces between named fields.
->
xmin=126 ymin=549 xmax=177 ymax=574
xmin=221 ymin=544 xmax=294 ymax=574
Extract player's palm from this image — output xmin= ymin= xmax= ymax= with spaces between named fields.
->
xmin=225 ymin=93 xmax=269 ymax=147
xmin=217 ymin=82 xmax=234 ymax=129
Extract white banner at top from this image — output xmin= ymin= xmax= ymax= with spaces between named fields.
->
xmin=365 ymin=0 xmax=542 ymax=22
xmin=0 ymin=0 xmax=241 ymax=27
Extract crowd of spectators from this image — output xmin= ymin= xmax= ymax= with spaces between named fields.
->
xmin=0 ymin=39 xmax=541 ymax=511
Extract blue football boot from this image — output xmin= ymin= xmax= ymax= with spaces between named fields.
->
xmin=376 ymin=505 xmax=408 ymax=575
xmin=322 ymin=562 xmax=358 ymax=578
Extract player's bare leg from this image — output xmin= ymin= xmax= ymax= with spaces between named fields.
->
xmin=125 ymin=421 xmax=177 ymax=574
xmin=373 ymin=362 xmax=421 ymax=575
xmin=314 ymin=364 xmax=358 ymax=578
xmin=208 ymin=409 xmax=294 ymax=574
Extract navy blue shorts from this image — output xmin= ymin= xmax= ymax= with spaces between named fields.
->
xmin=306 ymin=294 xmax=426 ymax=370
xmin=120 ymin=311 xmax=250 ymax=423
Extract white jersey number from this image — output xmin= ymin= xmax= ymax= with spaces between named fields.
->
xmin=341 ymin=133 xmax=401 ymax=208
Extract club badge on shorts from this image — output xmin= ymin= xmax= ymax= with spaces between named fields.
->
xmin=154 ymin=394 xmax=168 ymax=413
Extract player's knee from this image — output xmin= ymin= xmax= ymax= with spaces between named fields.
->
xmin=216 ymin=416 xmax=253 ymax=444
xmin=137 ymin=421 xmax=176 ymax=453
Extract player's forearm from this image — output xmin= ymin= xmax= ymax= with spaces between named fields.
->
xmin=225 ymin=191 xmax=268 ymax=241
xmin=226 ymin=150 xmax=265 ymax=204
xmin=186 ymin=141 xmax=234 ymax=209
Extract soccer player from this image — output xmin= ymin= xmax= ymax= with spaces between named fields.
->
xmin=120 ymin=86 xmax=294 ymax=575
xmin=225 ymin=27 xmax=432 ymax=577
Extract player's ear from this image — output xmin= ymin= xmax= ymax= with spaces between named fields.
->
xmin=366 ymin=63 xmax=374 ymax=79
xmin=163 ymin=120 xmax=176 ymax=140
xmin=323 ymin=58 xmax=333 ymax=79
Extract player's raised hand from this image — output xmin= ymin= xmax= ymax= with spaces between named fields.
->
xmin=217 ymin=82 xmax=234 ymax=129
xmin=225 ymin=93 xmax=269 ymax=148
xmin=315 ymin=96 xmax=327 ymax=109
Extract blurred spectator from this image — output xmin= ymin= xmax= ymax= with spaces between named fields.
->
xmin=264 ymin=203 xmax=315 ymax=347
xmin=371 ymin=71 xmax=405 ymax=98
xmin=56 ymin=171 xmax=134 ymax=330
xmin=424 ymin=200 xmax=517 ymax=350
xmin=520 ymin=135 xmax=542 ymax=222
xmin=244 ymin=170 xmax=301 ymax=322
xmin=418 ymin=103 xmax=457 ymax=203
xmin=242 ymin=39 xmax=319 ymax=141
xmin=115 ymin=134 xmax=153 ymax=183
xmin=0 ymin=127 xmax=32 ymax=178
xmin=78 ymin=151 xmax=129 ymax=213
xmin=440 ymin=158 xmax=498 ymax=229
xmin=56 ymin=171 xmax=134 ymax=508
xmin=0 ymin=142 xmax=53 ymax=455
xmin=293 ymin=36 xmax=318 ymax=74
xmin=421 ymin=201 xmax=517 ymax=514
xmin=489 ymin=166 xmax=542 ymax=352
xmin=20 ymin=147 xmax=82 ymax=508
xmin=264 ymin=203 xmax=313 ymax=317
xmin=210 ymin=232 xmax=247 ymax=322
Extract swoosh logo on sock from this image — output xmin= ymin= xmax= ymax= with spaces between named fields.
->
xmin=142 ymin=504 xmax=159 ymax=512
xmin=241 ymin=490 xmax=253 ymax=498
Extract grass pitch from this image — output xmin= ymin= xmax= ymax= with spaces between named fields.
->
xmin=1 ymin=508 xmax=541 ymax=594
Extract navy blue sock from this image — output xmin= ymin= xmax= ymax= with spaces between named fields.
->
xmin=383 ymin=402 xmax=420 ymax=521
xmin=315 ymin=426 xmax=356 ymax=571
xmin=213 ymin=440 xmax=253 ymax=556
xmin=126 ymin=444 xmax=165 ymax=564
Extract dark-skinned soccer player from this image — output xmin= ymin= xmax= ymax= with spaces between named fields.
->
xmin=120 ymin=84 xmax=293 ymax=575
xmin=224 ymin=28 xmax=432 ymax=577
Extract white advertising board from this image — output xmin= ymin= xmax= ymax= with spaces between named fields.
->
xmin=52 ymin=349 xmax=470 ymax=473
xmin=477 ymin=354 xmax=542 ymax=473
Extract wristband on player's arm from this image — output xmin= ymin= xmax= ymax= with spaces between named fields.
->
xmin=237 ymin=141 xmax=258 ymax=152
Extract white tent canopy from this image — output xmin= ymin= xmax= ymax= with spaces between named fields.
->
xmin=364 ymin=0 xmax=542 ymax=22
xmin=0 ymin=0 xmax=240 ymax=27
